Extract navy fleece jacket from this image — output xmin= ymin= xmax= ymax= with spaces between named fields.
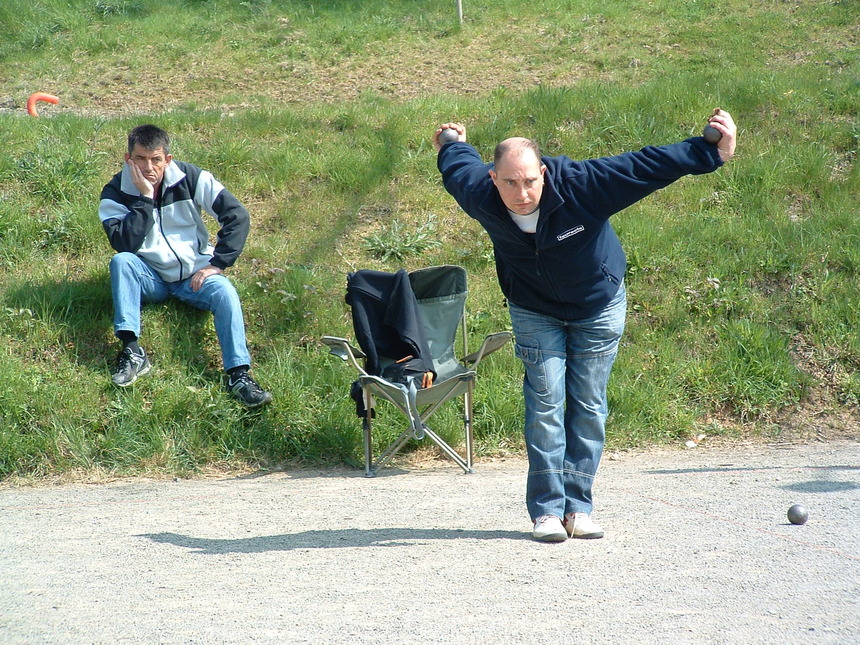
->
xmin=438 ymin=137 xmax=724 ymax=320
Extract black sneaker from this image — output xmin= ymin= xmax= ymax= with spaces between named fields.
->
xmin=227 ymin=371 xmax=272 ymax=408
xmin=112 ymin=347 xmax=151 ymax=387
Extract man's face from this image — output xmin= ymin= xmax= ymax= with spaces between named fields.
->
xmin=125 ymin=143 xmax=172 ymax=189
xmin=489 ymin=149 xmax=546 ymax=216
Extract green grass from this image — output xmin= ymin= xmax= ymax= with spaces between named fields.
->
xmin=0 ymin=0 xmax=858 ymax=479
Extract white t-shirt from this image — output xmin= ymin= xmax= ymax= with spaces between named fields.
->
xmin=508 ymin=208 xmax=539 ymax=234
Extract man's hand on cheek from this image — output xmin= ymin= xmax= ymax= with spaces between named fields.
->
xmin=127 ymin=160 xmax=155 ymax=198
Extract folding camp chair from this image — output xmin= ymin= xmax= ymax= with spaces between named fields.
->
xmin=322 ymin=265 xmax=512 ymax=477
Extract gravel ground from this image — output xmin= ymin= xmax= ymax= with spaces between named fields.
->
xmin=1 ymin=440 xmax=858 ymax=644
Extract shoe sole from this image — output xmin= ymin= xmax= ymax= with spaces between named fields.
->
xmin=564 ymin=517 xmax=604 ymax=539
xmin=112 ymin=363 xmax=151 ymax=388
xmin=242 ymin=394 xmax=273 ymax=408
xmin=532 ymin=532 xmax=568 ymax=543
xmin=228 ymin=385 xmax=273 ymax=408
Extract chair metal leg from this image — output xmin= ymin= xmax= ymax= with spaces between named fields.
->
xmin=363 ymin=389 xmax=375 ymax=477
xmin=362 ymin=417 xmax=375 ymax=477
xmin=360 ymin=378 xmax=478 ymax=476
xmin=421 ymin=425 xmax=473 ymax=474
xmin=370 ymin=428 xmax=414 ymax=474
xmin=464 ymin=381 xmax=475 ymax=472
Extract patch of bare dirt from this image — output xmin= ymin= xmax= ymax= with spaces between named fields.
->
xmin=0 ymin=29 xmax=599 ymax=120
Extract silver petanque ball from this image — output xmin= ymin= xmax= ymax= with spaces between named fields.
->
xmin=787 ymin=504 xmax=809 ymax=525
xmin=438 ymin=128 xmax=459 ymax=144
xmin=703 ymin=124 xmax=722 ymax=144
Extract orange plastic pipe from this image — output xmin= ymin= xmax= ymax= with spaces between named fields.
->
xmin=27 ymin=92 xmax=59 ymax=117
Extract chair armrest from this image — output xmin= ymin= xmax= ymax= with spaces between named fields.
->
xmin=462 ymin=331 xmax=513 ymax=370
xmin=321 ymin=336 xmax=368 ymax=375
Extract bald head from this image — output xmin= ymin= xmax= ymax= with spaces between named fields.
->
xmin=494 ymin=137 xmax=542 ymax=167
xmin=489 ymin=137 xmax=547 ymax=216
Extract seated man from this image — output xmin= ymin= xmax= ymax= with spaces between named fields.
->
xmin=98 ymin=124 xmax=272 ymax=408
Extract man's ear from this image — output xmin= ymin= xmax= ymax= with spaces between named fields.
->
xmin=488 ymin=169 xmax=497 ymax=183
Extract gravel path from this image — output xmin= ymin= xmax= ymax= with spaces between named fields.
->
xmin=1 ymin=440 xmax=858 ymax=644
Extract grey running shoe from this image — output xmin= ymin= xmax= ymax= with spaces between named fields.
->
xmin=532 ymin=515 xmax=567 ymax=542
xmin=112 ymin=347 xmax=151 ymax=387
xmin=227 ymin=371 xmax=273 ymax=408
xmin=563 ymin=512 xmax=604 ymax=539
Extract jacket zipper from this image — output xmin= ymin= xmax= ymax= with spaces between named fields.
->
xmin=155 ymin=202 xmax=185 ymax=282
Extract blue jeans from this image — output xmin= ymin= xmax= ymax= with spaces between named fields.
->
xmin=509 ymin=282 xmax=626 ymax=521
xmin=109 ymin=252 xmax=251 ymax=371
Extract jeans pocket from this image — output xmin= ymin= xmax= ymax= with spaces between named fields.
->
xmin=514 ymin=341 xmax=549 ymax=395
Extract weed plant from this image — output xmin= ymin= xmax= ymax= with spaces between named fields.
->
xmin=0 ymin=0 xmax=858 ymax=478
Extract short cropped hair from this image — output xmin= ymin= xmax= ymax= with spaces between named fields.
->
xmin=493 ymin=137 xmax=542 ymax=166
xmin=127 ymin=124 xmax=171 ymax=155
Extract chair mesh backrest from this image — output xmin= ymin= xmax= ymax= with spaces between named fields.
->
xmin=409 ymin=266 xmax=467 ymax=381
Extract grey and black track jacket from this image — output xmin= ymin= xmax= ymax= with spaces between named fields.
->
xmin=98 ymin=160 xmax=249 ymax=283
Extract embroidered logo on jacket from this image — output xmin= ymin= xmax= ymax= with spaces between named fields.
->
xmin=557 ymin=225 xmax=585 ymax=241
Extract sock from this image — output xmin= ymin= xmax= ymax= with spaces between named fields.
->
xmin=227 ymin=365 xmax=249 ymax=383
xmin=118 ymin=331 xmax=141 ymax=354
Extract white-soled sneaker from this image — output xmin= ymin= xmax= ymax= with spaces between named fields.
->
xmin=111 ymin=346 xmax=151 ymax=387
xmin=532 ymin=515 xmax=568 ymax=543
xmin=227 ymin=371 xmax=273 ymax=408
xmin=563 ymin=512 xmax=604 ymax=539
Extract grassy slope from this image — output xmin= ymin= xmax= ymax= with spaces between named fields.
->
xmin=0 ymin=0 xmax=858 ymax=478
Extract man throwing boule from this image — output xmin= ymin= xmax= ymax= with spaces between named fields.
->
xmin=434 ymin=110 xmax=736 ymax=541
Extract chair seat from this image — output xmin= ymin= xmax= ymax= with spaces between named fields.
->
xmin=358 ymin=369 xmax=476 ymax=407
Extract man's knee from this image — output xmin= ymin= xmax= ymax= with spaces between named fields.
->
xmin=206 ymin=274 xmax=236 ymax=294
xmin=202 ymin=275 xmax=242 ymax=309
xmin=109 ymin=251 xmax=139 ymax=274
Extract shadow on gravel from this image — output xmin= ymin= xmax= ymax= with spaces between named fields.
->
xmin=781 ymin=480 xmax=859 ymax=493
xmin=645 ymin=465 xmax=859 ymax=475
xmin=138 ymin=528 xmax=527 ymax=554
xmin=644 ymin=464 xmax=859 ymax=493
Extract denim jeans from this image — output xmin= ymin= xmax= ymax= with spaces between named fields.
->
xmin=508 ymin=281 xmax=626 ymax=521
xmin=109 ymin=252 xmax=251 ymax=371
